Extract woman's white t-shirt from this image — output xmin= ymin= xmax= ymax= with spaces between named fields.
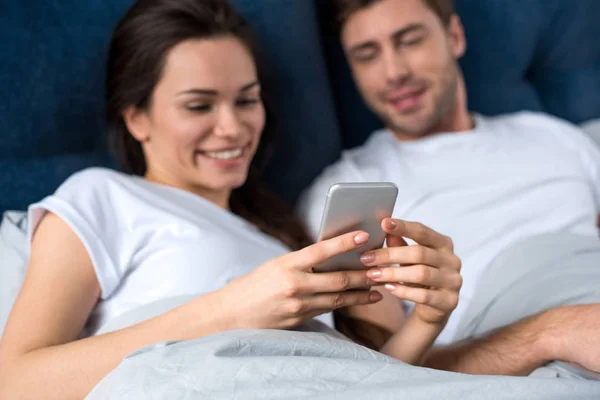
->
xmin=28 ymin=168 xmax=333 ymax=335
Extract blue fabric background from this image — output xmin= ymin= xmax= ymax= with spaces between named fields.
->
xmin=1 ymin=0 xmax=599 ymax=213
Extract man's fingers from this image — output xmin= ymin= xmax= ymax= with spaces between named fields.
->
xmin=303 ymin=290 xmax=382 ymax=312
xmin=382 ymin=219 xmax=453 ymax=251
xmin=361 ymin=245 xmax=461 ymax=271
xmin=367 ymin=265 xmax=463 ymax=290
xmin=279 ymin=231 xmax=369 ymax=271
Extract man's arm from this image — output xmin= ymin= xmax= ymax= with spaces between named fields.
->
xmin=422 ymin=312 xmax=551 ymax=375
xmin=422 ymin=304 xmax=600 ymax=376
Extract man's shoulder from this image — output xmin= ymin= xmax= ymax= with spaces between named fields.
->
xmin=296 ymin=129 xmax=391 ymax=237
xmin=482 ymin=111 xmax=580 ymax=134
xmin=348 ymin=127 xmax=392 ymax=152
xmin=482 ymin=112 xmax=600 ymax=159
xmin=310 ymin=128 xmax=391 ymax=183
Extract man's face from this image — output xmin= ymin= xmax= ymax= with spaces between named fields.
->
xmin=341 ymin=0 xmax=466 ymax=138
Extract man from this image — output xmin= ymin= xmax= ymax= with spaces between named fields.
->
xmin=298 ymin=0 xmax=600 ymax=376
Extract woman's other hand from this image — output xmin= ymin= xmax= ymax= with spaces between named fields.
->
xmin=363 ymin=219 xmax=462 ymax=325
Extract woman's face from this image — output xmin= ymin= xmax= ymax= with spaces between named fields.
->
xmin=124 ymin=36 xmax=265 ymax=206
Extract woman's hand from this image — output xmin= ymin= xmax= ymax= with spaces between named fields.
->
xmin=362 ymin=219 xmax=462 ymax=325
xmin=217 ymin=231 xmax=382 ymax=330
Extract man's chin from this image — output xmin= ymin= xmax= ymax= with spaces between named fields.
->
xmin=375 ymin=106 xmax=432 ymax=137
xmin=385 ymin=119 xmax=435 ymax=139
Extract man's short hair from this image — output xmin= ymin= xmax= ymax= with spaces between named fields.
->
xmin=333 ymin=0 xmax=455 ymax=30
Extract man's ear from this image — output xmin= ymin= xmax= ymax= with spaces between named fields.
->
xmin=122 ymin=106 xmax=151 ymax=142
xmin=447 ymin=14 xmax=467 ymax=59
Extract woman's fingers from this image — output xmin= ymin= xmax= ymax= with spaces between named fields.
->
xmin=367 ymin=265 xmax=463 ymax=291
xmin=383 ymin=284 xmax=458 ymax=313
xmin=303 ymin=270 xmax=375 ymax=293
xmin=381 ymin=219 xmax=454 ymax=251
xmin=278 ymin=231 xmax=369 ymax=271
xmin=385 ymin=231 xmax=408 ymax=248
xmin=301 ymin=290 xmax=383 ymax=313
xmin=361 ymin=245 xmax=461 ymax=271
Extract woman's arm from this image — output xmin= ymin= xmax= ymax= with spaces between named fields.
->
xmin=0 ymin=213 xmax=382 ymax=399
xmin=335 ymin=287 xmax=405 ymax=350
xmin=340 ymin=219 xmax=462 ymax=365
xmin=0 ymin=213 xmax=231 ymax=399
xmin=380 ymin=311 xmax=446 ymax=365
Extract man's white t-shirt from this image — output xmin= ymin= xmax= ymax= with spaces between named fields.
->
xmin=298 ymin=112 xmax=600 ymax=345
xmin=28 ymin=168 xmax=333 ymax=335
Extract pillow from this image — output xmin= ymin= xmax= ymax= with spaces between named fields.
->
xmin=0 ymin=211 xmax=28 ymax=338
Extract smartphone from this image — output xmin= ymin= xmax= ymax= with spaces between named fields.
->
xmin=313 ymin=182 xmax=398 ymax=273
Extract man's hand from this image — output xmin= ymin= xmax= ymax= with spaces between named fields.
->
xmin=544 ymin=304 xmax=600 ymax=373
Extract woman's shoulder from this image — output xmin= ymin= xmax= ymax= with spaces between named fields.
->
xmin=60 ymin=167 xmax=131 ymax=188
xmin=55 ymin=167 xmax=140 ymax=198
xmin=35 ymin=167 xmax=148 ymax=220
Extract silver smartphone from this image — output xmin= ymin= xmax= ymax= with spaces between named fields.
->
xmin=313 ymin=182 xmax=399 ymax=273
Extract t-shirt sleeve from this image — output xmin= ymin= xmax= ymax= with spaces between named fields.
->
xmin=27 ymin=168 xmax=124 ymax=299
xmin=297 ymin=157 xmax=365 ymax=240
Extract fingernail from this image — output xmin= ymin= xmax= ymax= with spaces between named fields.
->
xmin=385 ymin=284 xmax=396 ymax=291
xmin=360 ymin=252 xmax=376 ymax=265
xmin=354 ymin=232 xmax=369 ymax=245
xmin=369 ymin=291 xmax=383 ymax=302
xmin=384 ymin=219 xmax=397 ymax=230
xmin=366 ymin=268 xmax=381 ymax=278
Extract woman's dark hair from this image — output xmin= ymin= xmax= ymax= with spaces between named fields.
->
xmin=106 ymin=0 xmax=311 ymax=251
xmin=107 ymin=0 xmax=388 ymax=349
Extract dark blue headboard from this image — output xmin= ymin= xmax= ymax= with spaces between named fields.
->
xmin=2 ymin=0 xmax=600 ymax=214
xmin=0 ymin=2 xmax=128 ymax=213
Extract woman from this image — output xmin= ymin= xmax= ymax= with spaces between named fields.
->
xmin=0 ymin=0 xmax=462 ymax=398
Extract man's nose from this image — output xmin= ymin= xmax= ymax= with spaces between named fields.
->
xmin=382 ymin=48 xmax=411 ymax=85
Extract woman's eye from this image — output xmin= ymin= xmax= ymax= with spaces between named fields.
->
xmin=186 ymin=104 xmax=211 ymax=112
xmin=236 ymin=98 xmax=260 ymax=107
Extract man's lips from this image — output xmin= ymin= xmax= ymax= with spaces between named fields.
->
xmin=386 ymin=87 xmax=427 ymax=112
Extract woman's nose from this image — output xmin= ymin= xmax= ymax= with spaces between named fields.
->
xmin=213 ymin=106 xmax=243 ymax=139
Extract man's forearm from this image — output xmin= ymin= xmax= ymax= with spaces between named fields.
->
xmin=422 ymin=311 xmax=556 ymax=376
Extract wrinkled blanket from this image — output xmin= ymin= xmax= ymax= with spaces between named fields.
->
xmin=87 ymin=233 xmax=600 ymax=399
